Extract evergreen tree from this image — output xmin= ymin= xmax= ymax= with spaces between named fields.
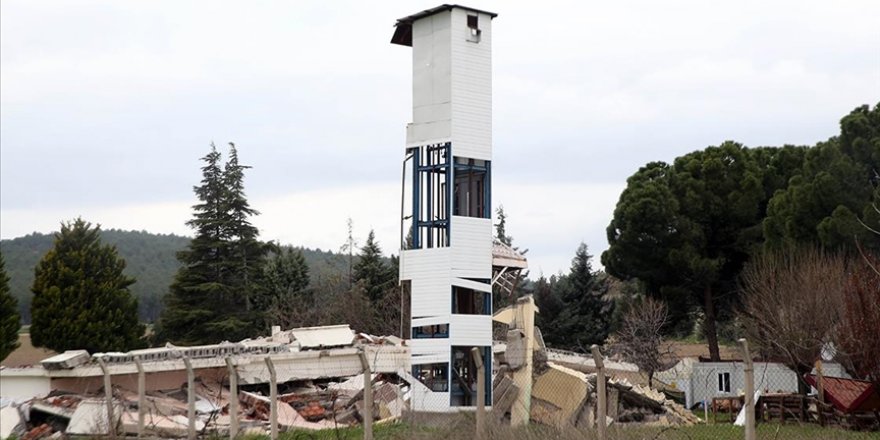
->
xmin=263 ymin=247 xmax=311 ymax=304
xmin=262 ymin=246 xmax=312 ymax=329
xmin=157 ymin=143 xmax=267 ymax=345
xmin=352 ymin=230 xmax=395 ymax=302
xmin=30 ymin=219 xmax=144 ymax=353
xmin=533 ymin=274 xmax=563 ymax=343
xmin=553 ymin=243 xmax=614 ymax=351
xmin=495 ymin=205 xmax=513 ymax=246
xmin=0 ymin=251 xmax=21 ymax=361
xmin=223 ymin=143 xmax=270 ymax=317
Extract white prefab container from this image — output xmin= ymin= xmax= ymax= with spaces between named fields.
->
xmin=393 ymin=4 xmax=498 ymax=413
xmin=656 ymin=358 xmax=852 ymax=409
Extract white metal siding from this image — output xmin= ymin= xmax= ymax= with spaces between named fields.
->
xmin=411 ymin=339 xmax=452 ymax=364
xmin=449 ymin=315 xmax=492 ymax=346
xmin=409 ymin=11 xmax=453 ymax=146
xmin=451 ymin=216 xmax=492 ymax=279
xmin=451 ymin=277 xmax=492 ymax=293
xmin=411 ymin=278 xmax=452 ymax=318
xmin=401 ymin=248 xmax=451 ymax=281
xmin=450 ymin=9 xmax=492 ymax=161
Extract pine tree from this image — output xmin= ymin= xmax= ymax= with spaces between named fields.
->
xmin=262 ymin=246 xmax=311 ymax=322
xmin=0 ymin=251 xmax=21 ymax=361
xmin=353 ymin=230 xmax=395 ymax=302
xmin=157 ymin=143 xmax=268 ymax=345
xmin=30 ymin=219 xmax=144 ymax=353
xmin=553 ymin=243 xmax=614 ymax=351
xmin=223 ymin=143 xmax=270 ymax=320
xmin=495 ymin=206 xmax=513 ymax=246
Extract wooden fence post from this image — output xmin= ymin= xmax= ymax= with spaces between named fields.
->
xmin=264 ymin=357 xmax=278 ymax=440
xmin=96 ymin=357 xmax=117 ymax=439
xmin=358 ymin=349 xmax=373 ymax=440
xmin=591 ymin=345 xmax=606 ymax=440
xmin=471 ymin=348 xmax=486 ymax=440
xmin=182 ymin=356 xmax=196 ymax=440
xmin=226 ymin=357 xmax=239 ymax=439
xmin=134 ymin=358 xmax=146 ymax=439
xmin=739 ymin=339 xmax=756 ymax=440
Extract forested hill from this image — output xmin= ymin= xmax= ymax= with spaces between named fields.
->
xmin=0 ymin=230 xmax=349 ymax=323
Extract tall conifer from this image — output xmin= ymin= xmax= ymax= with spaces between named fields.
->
xmin=157 ymin=143 xmax=267 ymax=345
xmin=0 ymin=251 xmax=21 ymax=361
xmin=30 ymin=219 xmax=144 ymax=353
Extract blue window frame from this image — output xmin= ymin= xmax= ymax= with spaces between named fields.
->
xmin=412 ymin=324 xmax=449 ymax=339
xmin=409 ymin=143 xmax=451 ymax=249
xmin=453 ymin=157 xmax=491 ymax=219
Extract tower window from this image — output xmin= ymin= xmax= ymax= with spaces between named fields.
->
xmin=413 ymin=324 xmax=449 ymax=339
xmin=467 ymin=15 xmax=479 ymax=29
xmin=452 ymin=286 xmax=491 ymax=315
xmin=453 ymin=158 xmax=490 ymax=218
xmin=466 ymin=15 xmax=481 ymax=43
xmin=408 ymin=143 xmax=451 ymax=249
xmin=413 ymin=363 xmax=449 ymax=392
xmin=450 ymin=346 xmax=491 ymax=406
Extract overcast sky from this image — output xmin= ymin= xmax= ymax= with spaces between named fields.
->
xmin=1 ymin=1 xmax=878 ymax=276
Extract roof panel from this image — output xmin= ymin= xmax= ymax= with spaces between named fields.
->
xmin=290 ymin=325 xmax=356 ymax=349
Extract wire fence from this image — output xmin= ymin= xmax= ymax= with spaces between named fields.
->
xmin=5 ymin=338 xmax=879 ymax=440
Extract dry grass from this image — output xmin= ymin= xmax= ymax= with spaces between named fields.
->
xmin=1 ymin=333 xmax=56 ymax=368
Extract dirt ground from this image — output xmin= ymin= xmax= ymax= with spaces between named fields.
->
xmin=666 ymin=341 xmax=740 ymax=360
xmin=1 ymin=333 xmax=56 ymax=368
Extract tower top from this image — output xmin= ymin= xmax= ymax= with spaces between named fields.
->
xmin=390 ymin=4 xmax=497 ymax=46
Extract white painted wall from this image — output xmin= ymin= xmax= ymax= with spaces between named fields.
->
xmin=0 ymin=374 xmax=51 ymax=401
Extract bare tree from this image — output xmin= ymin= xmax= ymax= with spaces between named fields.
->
xmin=834 ymin=252 xmax=880 ymax=386
xmin=739 ymin=247 xmax=846 ymax=391
xmin=613 ymin=297 xmax=671 ymax=388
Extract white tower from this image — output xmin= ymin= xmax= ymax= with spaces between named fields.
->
xmin=393 ymin=4 xmax=497 ymax=412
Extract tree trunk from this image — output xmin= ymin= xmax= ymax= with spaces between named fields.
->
xmin=704 ymin=284 xmax=721 ymax=361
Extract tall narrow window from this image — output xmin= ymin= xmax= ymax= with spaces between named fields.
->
xmin=409 ymin=143 xmax=451 ymax=248
xmin=453 ymin=157 xmax=490 ymax=218
xmin=466 ymin=15 xmax=481 ymax=43
xmin=450 ymin=346 xmax=491 ymax=406
xmin=717 ymin=372 xmax=731 ymax=393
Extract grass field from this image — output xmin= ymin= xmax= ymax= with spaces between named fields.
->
xmin=231 ymin=420 xmax=880 ymax=440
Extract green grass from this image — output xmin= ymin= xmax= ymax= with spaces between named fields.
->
xmin=227 ymin=421 xmax=880 ymax=440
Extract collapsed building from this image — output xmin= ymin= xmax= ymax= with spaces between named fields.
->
xmin=0 ymin=325 xmax=410 ymax=438
xmin=1 ymin=299 xmax=700 ymax=439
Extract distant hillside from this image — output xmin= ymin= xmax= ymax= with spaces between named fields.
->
xmin=0 ymin=230 xmax=350 ymax=323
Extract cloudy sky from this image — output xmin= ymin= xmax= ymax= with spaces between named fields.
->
xmin=1 ymin=1 xmax=878 ymax=275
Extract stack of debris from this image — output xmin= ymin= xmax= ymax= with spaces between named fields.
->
xmin=491 ymin=318 xmax=698 ymax=429
xmin=1 ymin=373 xmax=411 ymax=439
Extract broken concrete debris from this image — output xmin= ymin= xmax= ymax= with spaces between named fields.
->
xmin=2 ymin=321 xmax=706 ymax=438
xmin=0 ymin=325 xmax=410 ymax=438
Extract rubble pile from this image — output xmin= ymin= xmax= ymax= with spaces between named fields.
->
xmin=0 ymin=325 xmax=411 ymax=439
xmin=490 ymin=321 xmax=699 ymax=430
xmin=0 ymin=373 xmax=411 ymax=438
